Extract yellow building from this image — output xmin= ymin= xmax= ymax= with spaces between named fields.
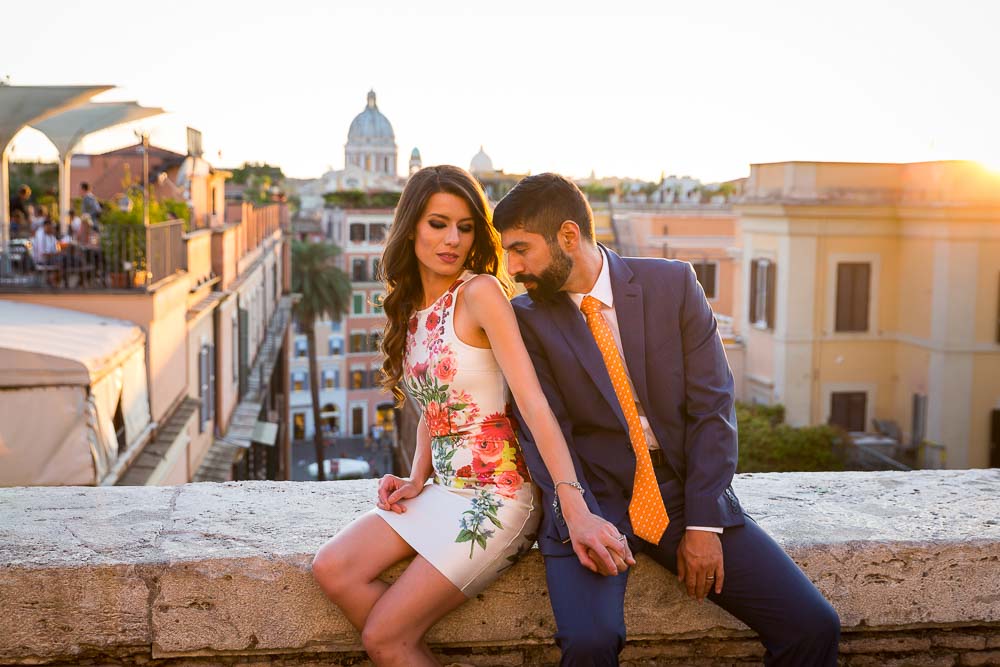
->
xmin=738 ymin=160 xmax=1000 ymax=468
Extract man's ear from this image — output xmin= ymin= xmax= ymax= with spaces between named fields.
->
xmin=558 ymin=220 xmax=581 ymax=251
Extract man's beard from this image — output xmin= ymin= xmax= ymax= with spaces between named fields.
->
xmin=516 ymin=243 xmax=573 ymax=303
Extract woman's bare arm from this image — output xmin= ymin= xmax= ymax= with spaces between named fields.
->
xmin=460 ymin=275 xmax=634 ymax=575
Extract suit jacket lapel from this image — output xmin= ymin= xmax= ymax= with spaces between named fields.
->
xmin=608 ymin=252 xmax=651 ymax=412
xmin=551 ymin=294 xmax=629 ymax=431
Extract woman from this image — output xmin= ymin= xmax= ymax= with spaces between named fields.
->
xmin=311 ymin=166 xmax=631 ymax=666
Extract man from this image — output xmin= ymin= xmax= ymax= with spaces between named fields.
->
xmin=10 ymin=184 xmax=32 ymax=221
xmin=493 ymin=173 xmax=839 ymax=666
xmin=32 ymin=219 xmax=58 ymax=265
xmin=80 ymin=182 xmax=102 ymax=228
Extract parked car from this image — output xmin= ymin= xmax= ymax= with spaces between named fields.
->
xmin=306 ymin=457 xmax=371 ymax=480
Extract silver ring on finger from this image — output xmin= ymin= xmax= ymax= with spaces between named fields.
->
xmin=706 ymin=575 xmax=716 ymax=580
xmin=616 ymin=534 xmax=627 ymax=544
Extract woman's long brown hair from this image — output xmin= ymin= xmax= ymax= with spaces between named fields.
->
xmin=378 ymin=165 xmax=513 ymax=404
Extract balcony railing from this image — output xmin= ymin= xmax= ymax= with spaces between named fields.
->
xmin=0 ymin=219 xmax=185 ymax=290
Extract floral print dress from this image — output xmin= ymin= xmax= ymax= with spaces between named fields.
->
xmin=372 ymin=271 xmax=540 ymax=596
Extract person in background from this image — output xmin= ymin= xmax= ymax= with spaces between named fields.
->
xmin=80 ymin=182 xmax=102 ymax=228
xmin=32 ymin=219 xmax=58 ymax=265
xmin=10 ymin=184 xmax=32 ymax=220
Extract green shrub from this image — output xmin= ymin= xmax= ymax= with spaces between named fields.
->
xmin=736 ymin=402 xmax=847 ymax=472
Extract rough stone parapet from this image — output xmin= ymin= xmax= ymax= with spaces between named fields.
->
xmin=0 ymin=470 xmax=998 ymax=665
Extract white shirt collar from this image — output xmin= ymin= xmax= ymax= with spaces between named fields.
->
xmin=568 ymin=246 xmax=613 ymax=311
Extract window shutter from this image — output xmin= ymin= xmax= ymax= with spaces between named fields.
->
xmin=853 ymin=264 xmax=870 ymax=331
xmin=836 ymin=263 xmax=871 ymax=332
xmin=199 ymin=345 xmax=209 ymax=433
xmin=238 ymin=308 xmax=249 ymax=398
xmin=765 ymin=261 xmax=776 ymax=329
xmin=208 ymin=344 xmax=216 ymax=423
xmin=749 ymin=259 xmax=759 ymax=323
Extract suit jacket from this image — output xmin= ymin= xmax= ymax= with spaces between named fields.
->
xmin=511 ymin=247 xmax=745 ymax=556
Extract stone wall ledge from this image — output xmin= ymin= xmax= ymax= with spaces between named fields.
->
xmin=1 ymin=470 xmax=998 ymax=666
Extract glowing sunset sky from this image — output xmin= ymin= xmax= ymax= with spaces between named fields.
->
xmin=3 ymin=0 xmax=999 ymax=182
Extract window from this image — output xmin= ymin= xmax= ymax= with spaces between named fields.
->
xmin=294 ymin=337 xmax=308 ymax=358
xmin=323 ymin=370 xmax=335 ymax=389
xmin=351 ymin=369 xmax=365 ymax=389
xmin=692 ymin=261 xmax=717 ymax=300
xmin=349 ymin=223 xmax=365 ymax=243
xmin=333 ymin=369 xmax=341 ymax=388
xmin=352 ymin=258 xmax=367 ymax=282
xmin=351 ymin=406 xmax=365 ymax=436
xmin=835 ymin=263 xmax=871 ymax=332
xmin=829 ymin=392 xmax=867 ymax=432
xmin=350 ymin=332 xmax=368 ymax=353
xmin=995 ymin=272 xmax=1000 ymax=344
xmin=749 ymin=258 xmax=775 ymax=329
xmin=991 ymin=409 xmax=1000 ymax=468
xmin=199 ymin=343 xmax=216 ymax=433
xmin=353 ymin=293 xmax=365 ymax=315
xmin=372 ymin=258 xmax=381 ymax=280
xmin=331 ymin=319 xmax=342 ymax=333
xmin=911 ymin=393 xmax=928 ymax=448
xmin=292 ymin=371 xmax=308 ymax=392
xmin=293 ymin=413 xmax=306 ymax=440
xmin=328 ymin=336 xmax=343 ymax=356
xmin=369 ymin=368 xmax=381 ymax=388
xmin=661 ymin=224 xmax=669 ymax=236
xmin=370 ymin=224 xmax=387 ymax=243
xmin=231 ymin=313 xmax=239 ymax=382
xmin=369 ymin=330 xmax=382 ymax=352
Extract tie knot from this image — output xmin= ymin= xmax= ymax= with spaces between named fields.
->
xmin=580 ymin=295 xmax=604 ymax=315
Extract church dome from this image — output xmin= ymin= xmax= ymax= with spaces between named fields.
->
xmin=347 ymin=90 xmax=395 ymax=144
xmin=470 ymin=146 xmax=494 ymax=174
xmin=411 ymin=147 xmax=421 ymax=158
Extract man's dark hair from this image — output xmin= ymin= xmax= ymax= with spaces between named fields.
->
xmin=493 ymin=173 xmax=594 ymax=243
xmin=81 ymin=182 xmax=90 ymax=191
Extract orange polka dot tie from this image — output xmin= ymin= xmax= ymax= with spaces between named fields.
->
xmin=580 ymin=295 xmax=669 ymax=544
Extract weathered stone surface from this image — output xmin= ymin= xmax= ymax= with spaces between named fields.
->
xmin=960 ymin=650 xmax=1000 ymax=666
xmin=931 ymin=632 xmax=988 ymax=650
xmin=0 ymin=470 xmax=998 ymax=665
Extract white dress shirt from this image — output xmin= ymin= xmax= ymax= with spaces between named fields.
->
xmin=567 ymin=247 xmax=722 ymax=534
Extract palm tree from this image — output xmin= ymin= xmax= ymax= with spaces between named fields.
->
xmin=291 ymin=239 xmax=352 ymax=481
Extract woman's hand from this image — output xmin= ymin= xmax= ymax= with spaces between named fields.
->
xmin=376 ymin=475 xmax=424 ymax=513
xmin=565 ymin=510 xmax=635 ymax=576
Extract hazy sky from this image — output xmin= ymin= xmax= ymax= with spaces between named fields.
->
xmin=3 ymin=0 xmax=999 ymax=182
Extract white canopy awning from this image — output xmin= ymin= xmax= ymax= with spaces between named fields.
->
xmin=0 ymin=299 xmax=145 ymax=387
xmin=31 ymin=102 xmax=165 ymax=232
xmin=0 ymin=300 xmax=152 ymax=486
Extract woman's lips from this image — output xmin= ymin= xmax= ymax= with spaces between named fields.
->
xmin=438 ymin=253 xmax=459 ymax=264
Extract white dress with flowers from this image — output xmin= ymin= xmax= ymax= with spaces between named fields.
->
xmin=372 ymin=271 xmax=541 ymax=596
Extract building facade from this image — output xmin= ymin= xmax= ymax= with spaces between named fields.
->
xmin=737 ymin=160 xmax=1000 ymax=468
xmin=1 ymin=180 xmax=292 ymax=485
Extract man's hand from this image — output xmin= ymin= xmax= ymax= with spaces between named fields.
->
xmin=676 ymin=530 xmax=724 ymax=600
xmin=565 ymin=510 xmax=636 ymax=576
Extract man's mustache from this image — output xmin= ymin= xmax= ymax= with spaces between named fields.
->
xmin=514 ymin=274 xmax=542 ymax=284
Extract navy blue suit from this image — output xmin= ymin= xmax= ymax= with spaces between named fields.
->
xmin=511 ymin=248 xmax=839 ymax=666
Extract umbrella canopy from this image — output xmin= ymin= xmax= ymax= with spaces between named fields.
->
xmin=0 ymin=85 xmax=112 ymax=241
xmin=32 ymin=102 xmax=165 ymax=231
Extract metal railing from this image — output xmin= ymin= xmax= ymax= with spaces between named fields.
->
xmin=0 ymin=219 xmax=185 ymax=290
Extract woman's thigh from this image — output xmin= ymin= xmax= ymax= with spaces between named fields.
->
xmin=314 ymin=513 xmax=416 ymax=584
xmin=363 ymin=555 xmax=468 ymax=642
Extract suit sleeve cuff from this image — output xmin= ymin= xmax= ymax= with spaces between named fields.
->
xmin=686 ymin=526 xmax=724 ymax=534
